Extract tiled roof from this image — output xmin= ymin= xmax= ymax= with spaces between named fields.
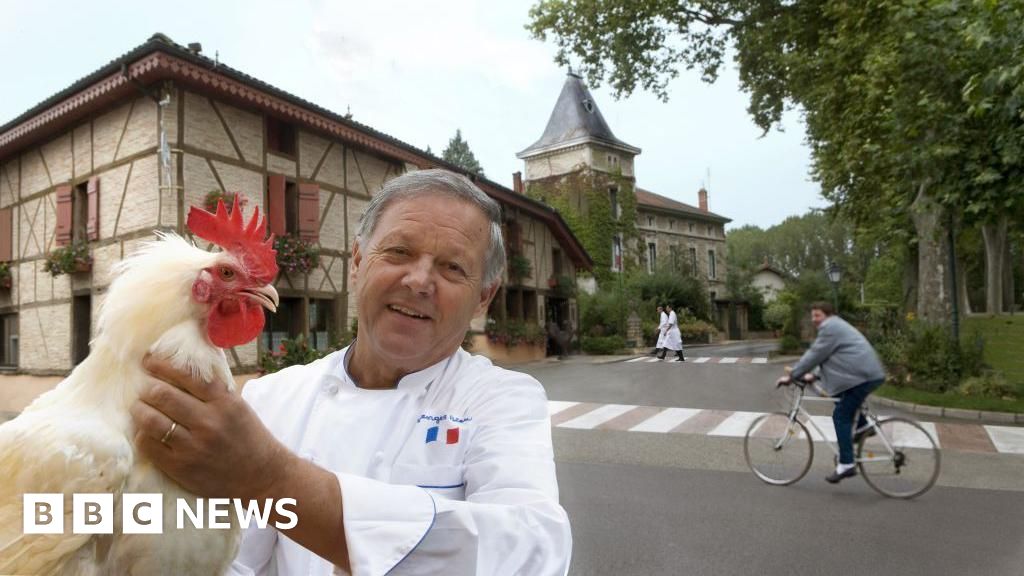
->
xmin=635 ymin=188 xmax=730 ymax=223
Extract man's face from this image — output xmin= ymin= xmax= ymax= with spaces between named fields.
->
xmin=350 ymin=193 xmax=498 ymax=371
xmin=811 ymin=309 xmax=828 ymax=329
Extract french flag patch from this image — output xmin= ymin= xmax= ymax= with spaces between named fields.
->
xmin=426 ymin=425 xmax=460 ymax=444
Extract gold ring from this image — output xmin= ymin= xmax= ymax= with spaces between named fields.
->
xmin=160 ymin=421 xmax=178 ymax=444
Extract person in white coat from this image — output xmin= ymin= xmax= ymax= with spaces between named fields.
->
xmin=132 ymin=169 xmax=572 ymax=575
xmin=657 ymin=304 xmax=685 ymax=362
xmin=652 ymin=305 xmax=668 ymax=355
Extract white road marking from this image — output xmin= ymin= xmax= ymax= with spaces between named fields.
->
xmin=558 ymin=404 xmax=635 ymax=429
xmin=629 ymin=407 xmax=702 ymax=433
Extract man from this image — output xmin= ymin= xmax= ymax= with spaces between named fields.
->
xmin=132 ymin=170 xmax=572 ymax=575
xmin=652 ymin=305 xmax=667 ymax=355
xmin=657 ymin=304 xmax=684 ymax=362
xmin=776 ymin=302 xmax=886 ymax=483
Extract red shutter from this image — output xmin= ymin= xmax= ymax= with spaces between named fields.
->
xmin=297 ymin=183 xmax=320 ymax=243
xmin=56 ymin=185 xmax=73 ymax=246
xmin=0 ymin=208 xmax=12 ymax=262
xmin=86 ymin=177 xmax=100 ymax=241
xmin=267 ymin=174 xmax=286 ymax=236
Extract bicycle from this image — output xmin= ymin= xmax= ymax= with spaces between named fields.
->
xmin=743 ymin=377 xmax=941 ymax=499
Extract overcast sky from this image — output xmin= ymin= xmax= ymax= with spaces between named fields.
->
xmin=0 ymin=0 xmax=826 ymax=229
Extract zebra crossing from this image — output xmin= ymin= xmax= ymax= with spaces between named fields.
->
xmin=547 ymin=401 xmax=1024 ymax=455
xmin=623 ymin=356 xmax=769 ymax=364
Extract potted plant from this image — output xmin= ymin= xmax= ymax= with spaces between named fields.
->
xmin=44 ymin=241 xmax=92 ymax=276
xmin=274 ymin=234 xmax=321 ymax=275
xmin=203 ymin=190 xmax=248 ymax=213
xmin=0 ymin=262 xmax=10 ymax=289
xmin=508 ymin=253 xmax=532 ymax=283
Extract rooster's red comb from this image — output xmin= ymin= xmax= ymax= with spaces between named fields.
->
xmin=187 ymin=194 xmax=278 ymax=283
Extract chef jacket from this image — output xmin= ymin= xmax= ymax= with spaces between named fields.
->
xmin=228 ymin=344 xmax=572 ymax=576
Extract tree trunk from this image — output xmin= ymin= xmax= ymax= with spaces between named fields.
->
xmin=903 ymin=242 xmax=919 ymax=313
xmin=957 ymin=254 xmax=972 ymax=316
xmin=981 ymin=216 xmax=1008 ymax=314
xmin=1004 ymin=238 xmax=1016 ymax=313
xmin=910 ymin=185 xmax=952 ymax=323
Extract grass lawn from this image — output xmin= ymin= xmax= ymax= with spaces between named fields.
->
xmin=963 ymin=315 xmax=1024 ymax=395
xmin=875 ymin=384 xmax=1024 ymax=414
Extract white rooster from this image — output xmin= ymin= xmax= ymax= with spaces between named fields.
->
xmin=0 ymin=196 xmax=279 ymax=575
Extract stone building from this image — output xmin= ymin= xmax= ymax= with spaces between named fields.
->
xmin=518 ymin=72 xmax=731 ymax=303
xmin=0 ymin=34 xmax=590 ymax=375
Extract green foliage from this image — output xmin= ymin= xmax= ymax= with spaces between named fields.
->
xmin=441 ymin=129 xmax=485 ymax=176
xmin=274 ymin=234 xmax=320 ymax=275
xmin=581 ymin=335 xmax=626 ymax=355
xmin=44 ymin=241 xmax=92 ymax=276
xmin=508 ymin=253 xmax=532 ymax=283
xmin=875 ymin=322 xmax=985 ymax=394
xmin=579 ymin=283 xmax=629 ymax=337
xmin=203 ymin=190 xmax=248 ymax=213
xmin=631 ymin=270 xmax=711 ymax=321
xmin=549 ymin=275 xmax=577 ymax=298
xmin=485 ymin=319 xmax=545 ymax=347
xmin=725 ymin=267 xmax=766 ymax=330
xmin=678 ymin=319 xmax=716 ymax=342
xmin=0 ymin=262 xmax=11 ymax=287
xmin=962 ymin=315 xmax=1024 ymax=387
xmin=259 ymin=335 xmax=328 ymax=374
xmin=958 ymin=372 xmax=1017 ymax=400
xmin=778 ymin=334 xmax=801 ymax=354
xmin=763 ymin=301 xmax=790 ymax=331
xmin=526 ymin=171 xmax=637 ymax=283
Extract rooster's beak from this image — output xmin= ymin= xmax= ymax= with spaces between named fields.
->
xmin=244 ymin=284 xmax=280 ymax=313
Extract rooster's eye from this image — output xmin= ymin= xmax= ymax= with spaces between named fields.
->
xmin=219 ymin=267 xmax=236 ymax=281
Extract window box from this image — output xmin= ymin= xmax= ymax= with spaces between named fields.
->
xmin=44 ymin=241 xmax=92 ymax=277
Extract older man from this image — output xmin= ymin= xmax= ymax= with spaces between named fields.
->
xmin=132 ymin=170 xmax=572 ymax=575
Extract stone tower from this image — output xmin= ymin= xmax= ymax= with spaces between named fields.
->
xmin=517 ymin=72 xmax=641 ymax=281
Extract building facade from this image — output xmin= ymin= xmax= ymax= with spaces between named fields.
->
xmin=0 ymin=34 xmax=590 ymax=375
xmin=518 ymin=73 xmax=731 ymax=303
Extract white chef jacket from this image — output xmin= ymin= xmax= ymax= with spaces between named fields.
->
xmin=663 ymin=311 xmax=683 ymax=351
xmin=228 ymin=345 xmax=572 ymax=576
xmin=655 ymin=311 xmax=668 ymax=348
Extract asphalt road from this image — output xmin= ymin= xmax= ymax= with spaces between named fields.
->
xmin=519 ymin=357 xmax=1024 ymax=576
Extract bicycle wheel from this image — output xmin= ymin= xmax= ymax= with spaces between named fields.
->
xmin=744 ymin=412 xmax=813 ymax=486
xmin=857 ymin=417 xmax=940 ymax=499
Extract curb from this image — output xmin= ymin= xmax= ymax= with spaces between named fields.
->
xmin=872 ymin=396 xmax=1023 ymax=425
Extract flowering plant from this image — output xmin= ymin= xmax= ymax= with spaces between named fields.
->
xmin=203 ymin=190 xmax=249 ymax=213
xmin=44 ymin=241 xmax=92 ymax=276
xmin=274 ymin=234 xmax=320 ymax=274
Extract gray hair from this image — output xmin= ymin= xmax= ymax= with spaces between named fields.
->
xmin=356 ymin=169 xmax=506 ymax=286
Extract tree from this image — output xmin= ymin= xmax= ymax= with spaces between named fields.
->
xmin=441 ymin=129 xmax=485 ymax=176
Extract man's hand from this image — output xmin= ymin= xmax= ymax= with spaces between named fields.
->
xmin=775 ymin=375 xmax=792 ymax=387
xmin=130 ymin=354 xmax=293 ymax=501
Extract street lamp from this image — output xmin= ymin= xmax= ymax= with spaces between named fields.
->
xmin=826 ymin=262 xmax=842 ymax=313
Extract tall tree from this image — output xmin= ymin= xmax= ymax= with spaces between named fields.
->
xmin=442 ymin=129 xmax=485 ymax=176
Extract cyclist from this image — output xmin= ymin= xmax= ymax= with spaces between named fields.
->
xmin=776 ymin=301 xmax=886 ymax=483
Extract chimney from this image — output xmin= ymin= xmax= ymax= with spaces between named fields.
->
xmin=698 ymin=188 xmax=708 ymax=212
xmin=513 ymin=171 xmax=523 ymax=194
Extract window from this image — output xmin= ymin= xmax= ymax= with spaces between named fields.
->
xmin=609 ymin=187 xmax=620 ymax=220
xmin=73 ymin=182 xmax=88 ymax=242
xmin=261 ymin=297 xmax=303 ymax=353
xmin=504 ymin=288 xmax=538 ymax=322
xmin=647 ymin=243 xmax=657 ymax=274
xmin=612 ymin=235 xmax=623 ymax=272
xmin=670 ymin=245 xmax=683 ymax=273
xmin=308 ymin=298 xmax=334 ymax=352
xmin=552 ymin=248 xmax=563 ymax=276
xmin=647 ymin=216 xmax=654 ymax=227
xmin=707 ymin=225 xmax=713 ymax=236
xmin=708 ymin=250 xmax=717 ymax=279
xmin=285 ymin=181 xmax=299 ymax=233
xmin=0 ymin=314 xmax=17 ymax=367
xmin=688 ymin=222 xmax=694 ymax=233
xmin=669 ymin=219 xmax=675 ymax=230
xmin=689 ymin=247 xmax=698 ymax=275
xmin=267 ymin=116 xmax=296 ymax=156
xmin=72 ymin=295 xmax=91 ymax=366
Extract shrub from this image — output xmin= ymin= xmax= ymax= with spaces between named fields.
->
xmin=259 ymin=335 xmax=327 ymax=374
xmin=679 ymin=320 xmax=716 ymax=342
xmin=778 ymin=334 xmax=801 ymax=353
xmin=508 ymin=253 xmax=532 ymax=282
xmin=763 ymin=301 xmax=790 ymax=331
xmin=958 ymin=372 xmax=1017 ymax=400
xmin=486 ymin=320 xmax=545 ymax=347
xmin=203 ymin=190 xmax=249 ymax=213
xmin=579 ymin=286 xmax=630 ymax=337
xmin=581 ymin=335 xmax=626 ymax=355
xmin=0 ymin=262 xmax=10 ymax=288
xmin=880 ymin=322 xmax=985 ymax=393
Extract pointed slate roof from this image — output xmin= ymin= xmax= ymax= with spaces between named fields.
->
xmin=517 ymin=72 xmax=640 ymax=159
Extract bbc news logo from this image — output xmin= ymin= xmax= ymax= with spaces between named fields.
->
xmin=23 ymin=494 xmax=298 ymax=534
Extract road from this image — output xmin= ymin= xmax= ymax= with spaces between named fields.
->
xmin=518 ymin=354 xmax=1024 ymax=575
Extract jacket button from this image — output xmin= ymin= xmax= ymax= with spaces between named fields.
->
xmin=322 ymin=380 xmax=339 ymax=395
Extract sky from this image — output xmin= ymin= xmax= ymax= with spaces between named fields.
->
xmin=0 ymin=0 xmax=826 ymax=229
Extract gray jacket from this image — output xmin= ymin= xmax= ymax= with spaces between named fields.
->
xmin=790 ymin=316 xmax=886 ymax=395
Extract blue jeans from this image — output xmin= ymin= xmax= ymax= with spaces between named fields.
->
xmin=834 ymin=379 xmax=884 ymax=465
